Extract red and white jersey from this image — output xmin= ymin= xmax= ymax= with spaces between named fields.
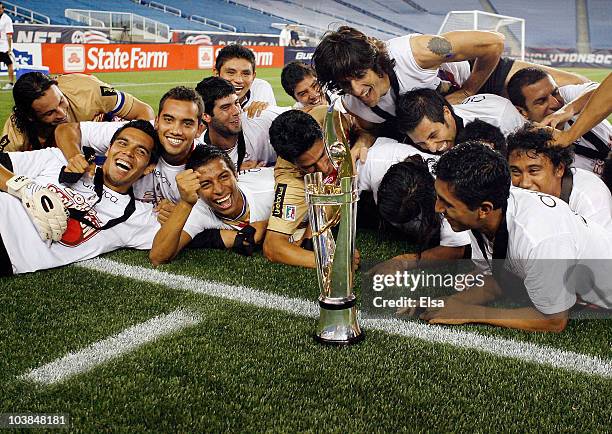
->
xmin=0 ymin=148 xmax=159 ymax=274
xmin=182 ymin=167 xmax=274 ymax=237
xmin=80 ymin=121 xmax=187 ymax=204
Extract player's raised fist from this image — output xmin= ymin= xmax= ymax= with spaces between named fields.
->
xmin=176 ymin=169 xmax=200 ymax=205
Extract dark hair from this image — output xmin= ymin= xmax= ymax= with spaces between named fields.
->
xmin=377 ymin=156 xmax=441 ymax=252
xmin=456 ymin=119 xmax=507 ymax=155
xmin=158 ymin=86 xmax=204 ymax=122
xmin=281 ymin=61 xmax=316 ymax=99
xmin=312 ymin=26 xmax=396 ymax=94
xmin=396 ymin=88 xmax=454 ymax=134
xmin=186 ymin=144 xmax=236 ymax=174
xmin=434 ymin=141 xmax=511 ymax=210
xmin=215 ymin=44 xmax=256 ymax=72
xmin=110 ymin=120 xmax=162 ymax=164
xmin=195 ymin=76 xmax=235 ymax=115
xmin=507 ymin=67 xmax=549 ymax=108
xmin=602 ymin=152 xmax=612 ymax=195
xmin=506 ymin=124 xmax=574 ymax=170
xmin=11 ymin=72 xmax=58 ymax=149
xmin=269 ymin=110 xmax=323 ymax=162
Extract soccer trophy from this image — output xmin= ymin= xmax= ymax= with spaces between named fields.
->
xmin=304 ymin=104 xmax=364 ymax=345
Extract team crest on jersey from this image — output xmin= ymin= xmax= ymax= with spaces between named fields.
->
xmin=283 ymin=205 xmax=296 ymax=222
xmin=46 ymin=184 xmax=102 ymax=247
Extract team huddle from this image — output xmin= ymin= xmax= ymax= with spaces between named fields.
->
xmin=2 ymin=27 xmax=612 ymax=333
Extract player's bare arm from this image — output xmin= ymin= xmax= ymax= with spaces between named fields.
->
xmin=124 ymin=97 xmax=155 ymax=121
xmin=263 ymin=230 xmax=317 ymax=268
xmin=540 ymin=85 xmax=597 ymax=128
xmin=149 ymin=169 xmax=199 ymax=266
xmin=552 ymin=72 xmax=612 ymax=147
xmin=54 ymin=122 xmax=94 ymax=175
xmin=412 ymin=31 xmax=504 ymax=102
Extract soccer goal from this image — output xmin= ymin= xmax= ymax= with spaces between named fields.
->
xmin=438 ymin=10 xmax=525 ymax=61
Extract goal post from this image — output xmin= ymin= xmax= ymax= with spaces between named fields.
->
xmin=438 ymin=10 xmax=525 ymax=61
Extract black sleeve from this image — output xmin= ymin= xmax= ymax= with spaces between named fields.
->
xmin=187 ymin=229 xmax=225 ymax=250
xmin=0 ymin=153 xmax=13 ymax=171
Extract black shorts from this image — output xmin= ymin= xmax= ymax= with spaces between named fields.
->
xmin=0 ymin=51 xmax=12 ymax=66
xmin=475 ymin=56 xmax=515 ymax=96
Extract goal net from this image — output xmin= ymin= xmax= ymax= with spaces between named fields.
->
xmin=438 ymin=10 xmax=525 ymax=60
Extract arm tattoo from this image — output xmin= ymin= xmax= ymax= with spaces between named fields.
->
xmin=427 ymin=36 xmax=453 ymax=59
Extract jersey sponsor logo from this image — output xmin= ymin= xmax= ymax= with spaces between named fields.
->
xmin=461 ymin=95 xmax=486 ymax=104
xmin=283 ymin=205 xmax=296 ymax=222
xmin=100 ymin=86 xmax=117 ymax=97
xmin=272 ymin=183 xmax=287 ymax=218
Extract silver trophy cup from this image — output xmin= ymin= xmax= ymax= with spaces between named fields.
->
xmin=304 ymin=104 xmax=364 ymax=345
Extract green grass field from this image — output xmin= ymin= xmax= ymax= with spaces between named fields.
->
xmin=1 ymin=67 xmax=611 ymax=432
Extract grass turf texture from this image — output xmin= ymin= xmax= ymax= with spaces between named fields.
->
xmin=1 ymin=67 xmax=612 ymax=431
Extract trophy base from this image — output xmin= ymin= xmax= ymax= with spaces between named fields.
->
xmin=314 ymin=305 xmax=364 ymax=345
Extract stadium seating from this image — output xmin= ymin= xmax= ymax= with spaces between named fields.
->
xmin=167 ymin=0 xmax=289 ymax=33
xmin=587 ymin=0 xmax=612 ymax=50
xmin=411 ymin=0 xmax=483 ymax=15
xmin=490 ymin=0 xmax=577 ymax=48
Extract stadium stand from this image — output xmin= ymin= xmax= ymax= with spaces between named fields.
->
xmin=411 ymin=0 xmax=483 ymax=15
xmin=169 ymin=0 xmax=289 ymax=33
xmin=587 ymin=0 xmax=612 ymax=50
xmin=490 ymin=0 xmax=576 ymax=48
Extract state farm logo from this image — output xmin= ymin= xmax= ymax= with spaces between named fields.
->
xmin=198 ymin=46 xmax=213 ymax=69
xmin=63 ymin=45 xmax=85 ymax=72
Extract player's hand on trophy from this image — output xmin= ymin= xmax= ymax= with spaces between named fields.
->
xmin=352 ymin=248 xmax=361 ymax=271
xmin=176 ymin=169 xmax=200 ymax=205
xmin=245 ymin=101 xmax=268 ymax=118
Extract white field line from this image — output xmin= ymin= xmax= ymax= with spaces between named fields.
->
xmin=20 ymin=309 xmax=201 ymax=385
xmin=75 ymin=257 xmax=612 ymax=379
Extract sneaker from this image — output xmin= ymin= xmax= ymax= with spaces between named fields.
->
xmin=2 ymin=83 xmax=13 ymax=90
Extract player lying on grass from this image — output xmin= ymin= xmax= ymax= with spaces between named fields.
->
xmin=263 ymin=109 xmax=339 ymax=268
xmin=507 ymin=126 xmax=612 ymax=230
xmin=0 ymin=120 xmax=162 ymax=276
xmin=419 ymin=141 xmax=612 ymax=332
xmin=312 ymin=26 xmax=586 ymax=142
xmin=195 ymin=76 xmax=288 ymax=170
xmin=149 ymin=145 xmax=273 ymax=265
xmin=214 ymin=44 xmax=276 ymax=117
xmin=1 ymin=71 xmax=154 ymax=152
xmin=54 ymin=86 xmax=205 ymax=223
xmin=365 ymin=120 xmax=507 ymax=265
xmin=507 ymin=67 xmax=612 ymax=176
xmin=396 ymin=88 xmax=524 ymax=154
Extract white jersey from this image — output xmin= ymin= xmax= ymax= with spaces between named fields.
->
xmin=342 ymin=34 xmax=472 ymax=124
xmin=357 ymin=137 xmax=470 ymax=248
xmin=560 ymin=82 xmax=612 ymax=175
xmin=568 ymin=168 xmax=612 ymax=231
xmin=470 ymin=187 xmax=612 ymax=313
xmin=241 ymin=106 xmax=290 ymax=165
xmin=0 ymin=13 xmax=13 ymax=52
xmin=1 ymin=148 xmax=159 ymax=274
xmin=79 ymin=121 xmax=188 ymax=205
xmin=242 ymin=78 xmax=277 ymax=109
xmin=454 ymin=94 xmax=526 ymax=137
xmin=183 ymin=167 xmax=275 ymax=237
